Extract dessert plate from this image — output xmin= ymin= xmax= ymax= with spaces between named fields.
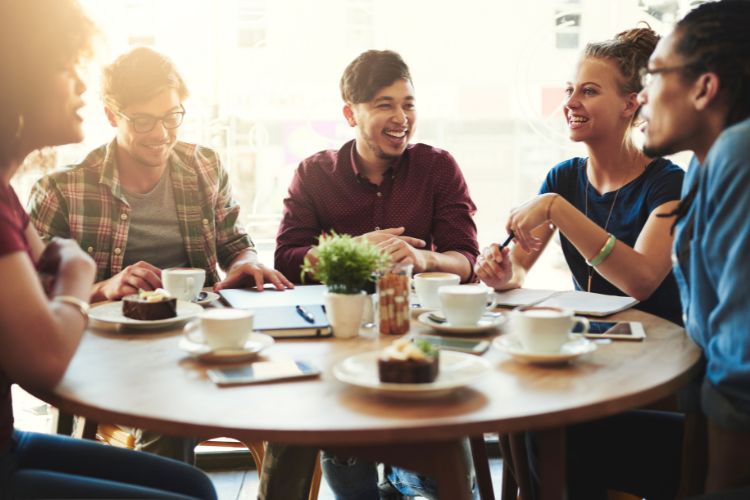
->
xmin=493 ymin=335 xmax=596 ymax=365
xmin=179 ymin=332 xmax=274 ymax=363
xmin=193 ymin=291 xmax=220 ymax=306
xmin=89 ymin=300 xmax=203 ymax=330
xmin=417 ymin=312 xmax=505 ymax=335
xmin=333 ymin=350 xmax=491 ymax=398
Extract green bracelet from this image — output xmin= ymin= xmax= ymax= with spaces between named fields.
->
xmin=587 ymin=233 xmax=616 ymax=267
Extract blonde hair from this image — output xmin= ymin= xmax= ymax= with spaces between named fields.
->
xmin=101 ymin=47 xmax=188 ymax=112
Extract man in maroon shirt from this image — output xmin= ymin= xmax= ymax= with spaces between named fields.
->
xmin=262 ymin=50 xmax=479 ymax=500
xmin=275 ymin=49 xmax=479 ymax=284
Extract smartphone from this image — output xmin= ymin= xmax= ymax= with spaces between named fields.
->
xmin=571 ymin=321 xmax=645 ymax=341
xmin=207 ymin=360 xmax=320 ymax=386
xmin=418 ymin=335 xmax=490 ymax=354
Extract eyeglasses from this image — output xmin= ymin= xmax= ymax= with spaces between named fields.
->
xmin=639 ymin=63 xmax=699 ymax=88
xmin=118 ymin=105 xmax=185 ymax=133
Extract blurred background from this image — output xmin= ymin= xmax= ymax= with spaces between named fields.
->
xmin=13 ymin=0 xmax=702 ymax=290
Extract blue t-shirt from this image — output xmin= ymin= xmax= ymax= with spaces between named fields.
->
xmin=673 ymin=116 xmax=750 ymax=415
xmin=540 ymin=157 xmax=684 ymax=325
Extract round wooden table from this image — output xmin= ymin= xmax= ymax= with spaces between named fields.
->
xmin=44 ymin=307 xmax=701 ymax=500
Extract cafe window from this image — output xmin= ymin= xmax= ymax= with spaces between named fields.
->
xmin=13 ymin=0 xmax=702 ymax=290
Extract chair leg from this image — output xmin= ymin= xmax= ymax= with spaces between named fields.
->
xmin=55 ymin=410 xmax=75 ymax=435
xmin=308 ymin=451 xmax=322 ymax=500
xmin=470 ymin=435 xmax=496 ymax=500
xmin=508 ymin=433 xmax=533 ymax=500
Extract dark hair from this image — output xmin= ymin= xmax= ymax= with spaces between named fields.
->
xmin=673 ymin=0 xmax=750 ymax=127
xmin=340 ymin=50 xmax=412 ymax=103
xmin=662 ymin=1 xmax=750 ymax=232
xmin=0 ymin=0 xmax=96 ymax=165
xmin=584 ymin=26 xmax=660 ymax=97
xmin=102 ymin=47 xmax=189 ymax=112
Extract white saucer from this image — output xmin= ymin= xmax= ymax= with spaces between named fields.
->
xmin=333 ymin=350 xmax=491 ymax=398
xmin=417 ymin=312 xmax=506 ymax=335
xmin=89 ymin=300 xmax=203 ymax=330
xmin=179 ymin=332 xmax=274 ymax=363
xmin=493 ymin=335 xmax=596 ymax=365
xmin=193 ymin=291 xmax=220 ymax=306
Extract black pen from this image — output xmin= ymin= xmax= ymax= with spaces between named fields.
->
xmin=295 ymin=305 xmax=315 ymax=324
xmin=499 ymin=231 xmax=514 ymax=250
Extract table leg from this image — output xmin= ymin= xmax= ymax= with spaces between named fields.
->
xmin=537 ymin=427 xmax=566 ymax=500
xmin=326 ymin=438 xmax=473 ymax=500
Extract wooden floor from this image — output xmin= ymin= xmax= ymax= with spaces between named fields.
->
xmin=207 ymin=458 xmax=506 ymax=500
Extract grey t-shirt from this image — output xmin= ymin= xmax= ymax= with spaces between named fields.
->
xmin=122 ymin=167 xmax=190 ymax=269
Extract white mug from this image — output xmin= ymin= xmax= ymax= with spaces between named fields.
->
xmin=187 ymin=308 xmax=253 ymax=349
xmin=512 ymin=306 xmax=589 ymax=353
xmin=438 ymin=285 xmax=497 ymax=326
xmin=413 ymin=272 xmax=461 ymax=310
xmin=163 ymin=267 xmax=206 ymax=301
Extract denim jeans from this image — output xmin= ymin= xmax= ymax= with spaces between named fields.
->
xmin=0 ymin=431 xmax=216 ymax=499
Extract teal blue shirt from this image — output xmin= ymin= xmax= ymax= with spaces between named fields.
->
xmin=673 ymin=116 xmax=750 ymax=413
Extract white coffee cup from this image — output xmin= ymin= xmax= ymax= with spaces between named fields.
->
xmin=413 ymin=272 xmax=461 ymax=310
xmin=438 ymin=285 xmax=497 ymax=326
xmin=163 ymin=267 xmax=206 ymax=301
xmin=512 ymin=306 xmax=590 ymax=353
xmin=188 ymin=308 xmax=253 ymax=349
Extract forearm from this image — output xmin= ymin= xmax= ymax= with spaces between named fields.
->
xmin=551 ymin=196 xmax=671 ymax=299
xmin=420 ymin=250 xmax=473 ymax=282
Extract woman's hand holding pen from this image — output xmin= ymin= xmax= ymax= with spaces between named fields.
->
xmin=475 ymin=241 xmax=513 ymax=289
xmin=506 ymin=193 xmax=558 ymax=252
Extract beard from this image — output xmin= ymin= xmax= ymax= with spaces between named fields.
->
xmin=361 ymin=129 xmax=405 ymax=162
xmin=642 ymin=140 xmax=680 ymax=159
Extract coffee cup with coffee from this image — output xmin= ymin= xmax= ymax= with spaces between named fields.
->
xmin=438 ymin=284 xmax=497 ymax=326
xmin=186 ymin=308 xmax=253 ymax=350
xmin=413 ymin=272 xmax=461 ymax=310
xmin=163 ymin=267 xmax=206 ymax=301
xmin=512 ymin=306 xmax=589 ymax=353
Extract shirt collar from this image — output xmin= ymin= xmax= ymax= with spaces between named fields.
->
xmin=348 ymin=139 xmax=408 ymax=181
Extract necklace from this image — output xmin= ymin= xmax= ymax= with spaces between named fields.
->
xmin=583 ymin=159 xmax=622 ymax=292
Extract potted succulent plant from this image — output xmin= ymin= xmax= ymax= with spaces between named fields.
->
xmin=302 ymin=232 xmax=390 ymax=338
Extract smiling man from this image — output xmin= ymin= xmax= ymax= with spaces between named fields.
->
xmin=266 ymin=50 xmax=479 ymax=500
xmin=28 ymin=47 xmax=291 ymax=302
xmin=274 ymin=49 xmax=479 ymax=284
xmin=26 ymin=47 xmax=291 ymax=463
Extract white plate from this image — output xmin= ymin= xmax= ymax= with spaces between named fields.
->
xmin=193 ymin=291 xmax=220 ymax=306
xmin=333 ymin=350 xmax=491 ymax=398
xmin=89 ymin=300 xmax=203 ymax=330
xmin=417 ymin=312 xmax=506 ymax=335
xmin=179 ymin=332 xmax=274 ymax=363
xmin=493 ymin=335 xmax=596 ymax=365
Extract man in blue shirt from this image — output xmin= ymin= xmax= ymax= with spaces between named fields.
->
xmin=639 ymin=1 xmax=750 ymax=493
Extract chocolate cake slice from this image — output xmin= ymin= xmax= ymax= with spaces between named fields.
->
xmin=122 ymin=289 xmax=177 ymax=320
xmin=378 ymin=338 xmax=440 ymax=384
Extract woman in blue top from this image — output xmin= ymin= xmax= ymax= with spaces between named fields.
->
xmin=476 ymin=27 xmax=684 ymax=325
xmin=639 ymin=1 xmax=750 ymax=493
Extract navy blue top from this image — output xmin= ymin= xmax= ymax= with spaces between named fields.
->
xmin=540 ymin=157 xmax=684 ymax=325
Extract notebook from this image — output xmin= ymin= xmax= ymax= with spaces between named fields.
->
xmin=219 ymin=285 xmax=332 ymax=338
xmin=493 ymin=288 xmax=638 ymax=317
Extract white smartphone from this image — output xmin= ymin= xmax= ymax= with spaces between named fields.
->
xmin=418 ymin=335 xmax=490 ymax=354
xmin=572 ymin=320 xmax=646 ymax=341
xmin=207 ymin=360 xmax=320 ymax=386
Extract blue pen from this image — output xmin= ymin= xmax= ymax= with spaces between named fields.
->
xmin=499 ymin=231 xmax=514 ymax=250
xmin=295 ymin=305 xmax=315 ymax=323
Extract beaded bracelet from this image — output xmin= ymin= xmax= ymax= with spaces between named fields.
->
xmin=587 ymin=233 xmax=616 ymax=267
xmin=53 ymin=295 xmax=90 ymax=326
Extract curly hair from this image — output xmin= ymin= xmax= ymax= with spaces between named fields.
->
xmin=340 ymin=50 xmax=412 ymax=104
xmin=0 ymin=0 xmax=96 ymax=165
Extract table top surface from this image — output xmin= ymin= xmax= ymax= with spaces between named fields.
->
xmin=45 ymin=301 xmax=702 ymax=446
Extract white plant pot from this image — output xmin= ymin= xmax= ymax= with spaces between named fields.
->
xmin=324 ymin=290 xmax=367 ymax=339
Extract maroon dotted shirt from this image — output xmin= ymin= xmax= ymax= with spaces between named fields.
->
xmin=275 ymin=140 xmax=479 ymax=283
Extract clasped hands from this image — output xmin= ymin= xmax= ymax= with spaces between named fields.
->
xmin=356 ymin=227 xmax=428 ymax=272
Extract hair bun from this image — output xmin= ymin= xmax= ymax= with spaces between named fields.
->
xmin=616 ymin=25 xmax=660 ymax=52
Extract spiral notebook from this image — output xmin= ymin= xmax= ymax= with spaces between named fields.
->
xmin=219 ymin=286 xmax=332 ymax=338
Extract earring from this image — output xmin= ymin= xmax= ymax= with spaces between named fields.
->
xmin=14 ymin=114 xmax=25 ymax=140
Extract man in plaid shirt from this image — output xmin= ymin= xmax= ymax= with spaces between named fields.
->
xmin=26 ymin=47 xmax=292 ymax=462
xmin=28 ymin=47 xmax=292 ymax=302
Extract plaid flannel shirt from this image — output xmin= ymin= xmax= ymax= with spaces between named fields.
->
xmin=27 ymin=139 xmax=253 ymax=285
